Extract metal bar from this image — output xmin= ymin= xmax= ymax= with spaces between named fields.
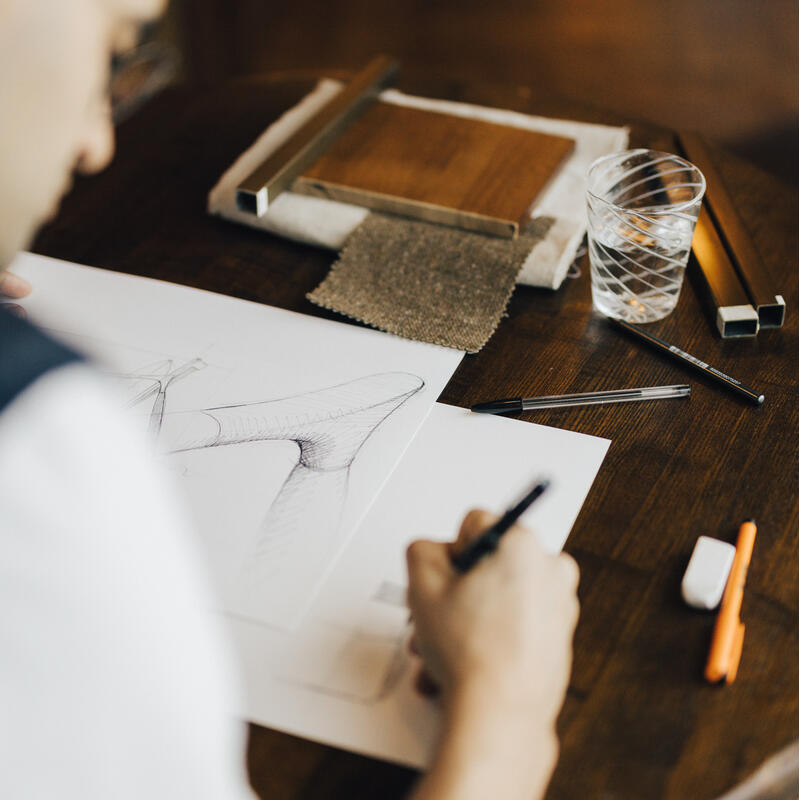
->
xmin=235 ymin=55 xmax=400 ymax=217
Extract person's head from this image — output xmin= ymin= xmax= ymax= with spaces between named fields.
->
xmin=0 ymin=0 xmax=165 ymax=266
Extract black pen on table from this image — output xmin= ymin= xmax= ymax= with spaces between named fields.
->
xmin=471 ymin=384 xmax=690 ymax=414
xmin=451 ymin=480 xmax=550 ymax=573
xmin=610 ymin=317 xmax=765 ymax=406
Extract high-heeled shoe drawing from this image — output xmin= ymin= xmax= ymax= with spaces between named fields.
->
xmin=122 ymin=367 xmax=424 ymax=628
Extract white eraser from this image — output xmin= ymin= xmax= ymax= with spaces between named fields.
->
xmin=681 ymin=536 xmax=736 ymax=610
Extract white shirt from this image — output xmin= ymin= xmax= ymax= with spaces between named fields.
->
xmin=0 ymin=363 xmax=253 ymax=798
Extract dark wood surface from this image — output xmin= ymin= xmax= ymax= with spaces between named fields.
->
xmin=32 ymin=74 xmax=798 ymax=800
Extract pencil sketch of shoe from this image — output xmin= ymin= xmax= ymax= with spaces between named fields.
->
xmin=115 ymin=366 xmax=425 ymax=628
xmin=188 ymin=372 xmax=424 ymax=628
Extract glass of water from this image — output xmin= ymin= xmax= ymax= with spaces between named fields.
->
xmin=586 ymin=149 xmax=705 ymax=323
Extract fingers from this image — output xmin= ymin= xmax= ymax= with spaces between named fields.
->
xmin=406 ymin=539 xmax=451 ymax=573
xmin=459 ymin=509 xmax=498 ymax=542
xmin=406 ymin=542 xmax=449 ymax=697
xmin=494 ymin=528 xmax=580 ymax=624
xmin=451 ymin=512 xmax=580 ymax=598
xmin=479 ymin=519 xmax=543 ymax=572
xmin=448 ymin=508 xmax=500 ymax=558
xmin=0 ymin=271 xmax=32 ymax=299
xmin=406 ymin=539 xmax=453 ymax=607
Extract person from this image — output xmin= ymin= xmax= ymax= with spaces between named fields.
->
xmin=0 ymin=1 xmax=580 ymax=797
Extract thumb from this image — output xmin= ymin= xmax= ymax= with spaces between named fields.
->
xmin=406 ymin=539 xmax=453 ymax=609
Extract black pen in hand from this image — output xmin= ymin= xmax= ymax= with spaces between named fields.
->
xmin=451 ymin=480 xmax=550 ymax=573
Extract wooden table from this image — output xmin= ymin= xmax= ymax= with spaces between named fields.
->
xmin=33 ymin=74 xmax=798 ymax=800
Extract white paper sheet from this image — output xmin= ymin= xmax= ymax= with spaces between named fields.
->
xmin=233 ymin=403 xmax=610 ymax=768
xmin=9 ymin=253 xmax=609 ymax=769
xmin=9 ymin=252 xmax=463 ymax=629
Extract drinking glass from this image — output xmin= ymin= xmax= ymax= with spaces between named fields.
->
xmin=586 ymin=149 xmax=705 ymax=323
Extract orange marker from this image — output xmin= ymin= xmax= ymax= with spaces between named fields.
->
xmin=704 ymin=520 xmax=757 ymax=683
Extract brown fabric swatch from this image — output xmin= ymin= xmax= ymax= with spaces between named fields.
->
xmin=307 ymin=214 xmax=554 ymax=353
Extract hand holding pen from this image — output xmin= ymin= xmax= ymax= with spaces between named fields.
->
xmin=405 ymin=497 xmax=579 ymax=795
xmin=405 ymin=481 xmax=577 ymax=694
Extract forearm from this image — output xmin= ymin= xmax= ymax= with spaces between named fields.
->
xmin=410 ymin=683 xmax=559 ymax=800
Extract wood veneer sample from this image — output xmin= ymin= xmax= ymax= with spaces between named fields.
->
xmin=295 ymin=102 xmax=574 ymax=238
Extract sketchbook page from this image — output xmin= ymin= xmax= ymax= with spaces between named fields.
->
xmin=235 ymin=402 xmax=610 ymax=768
xmin=9 ymin=252 xmax=463 ymax=629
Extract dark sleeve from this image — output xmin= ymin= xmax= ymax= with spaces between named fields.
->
xmin=0 ymin=306 xmax=82 ymax=414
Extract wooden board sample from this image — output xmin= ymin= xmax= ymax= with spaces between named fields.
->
xmin=294 ymin=102 xmax=574 ymax=238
